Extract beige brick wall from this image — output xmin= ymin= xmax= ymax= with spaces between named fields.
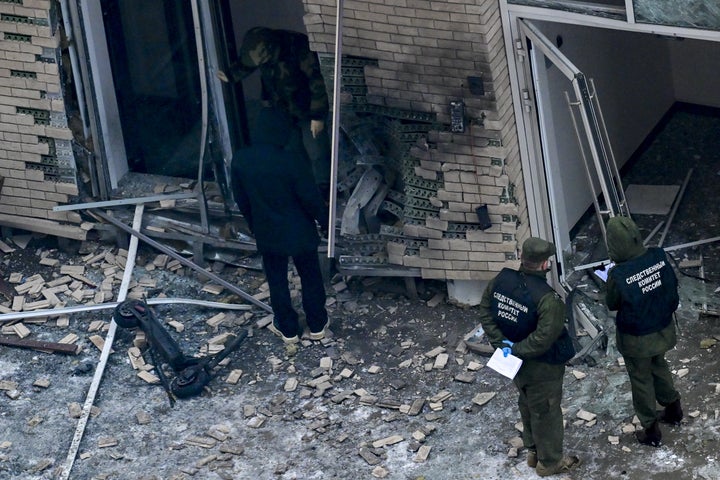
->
xmin=303 ymin=0 xmax=526 ymax=280
xmin=0 ymin=1 xmax=83 ymax=240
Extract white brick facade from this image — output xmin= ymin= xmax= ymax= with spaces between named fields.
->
xmin=0 ymin=0 xmax=84 ymax=240
xmin=304 ymin=0 xmax=525 ymax=280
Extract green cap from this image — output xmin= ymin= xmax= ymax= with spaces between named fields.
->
xmin=521 ymin=237 xmax=556 ymax=263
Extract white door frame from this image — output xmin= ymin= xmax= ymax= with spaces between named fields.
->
xmin=77 ymin=1 xmax=228 ymax=193
xmin=499 ymin=2 xmax=720 ymax=288
xmin=78 ymin=0 xmax=128 ymax=192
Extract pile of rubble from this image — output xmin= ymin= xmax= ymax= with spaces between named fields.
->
xmin=1 ymin=229 xmax=720 ymax=479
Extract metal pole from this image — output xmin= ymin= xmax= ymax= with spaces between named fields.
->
xmin=91 ymin=208 xmax=272 ymax=312
xmin=59 ymin=205 xmax=144 ymax=480
xmin=0 ymin=297 xmax=251 ymax=324
xmin=53 ymin=192 xmax=198 ymax=211
xmin=327 ymin=0 xmax=344 ymax=257
xmin=658 ymin=168 xmax=693 ymax=248
xmin=664 ymin=235 xmax=720 ymax=252
xmin=191 ymin=0 xmax=210 ymax=236
xmin=644 ymin=220 xmax=665 ymax=246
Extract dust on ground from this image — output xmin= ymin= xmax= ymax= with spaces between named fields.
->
xmin=1 ymin=108 xmax=720 ymax=480
xmin=0 ymin=230 xmax=718 ymax=480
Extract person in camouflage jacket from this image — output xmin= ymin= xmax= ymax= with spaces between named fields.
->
xmin=230 ymin=27 xmax=331 ymax=196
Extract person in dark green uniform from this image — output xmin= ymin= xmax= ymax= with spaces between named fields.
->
xmin=478 ymin=237 xmax=579 ymax=477
xmin=228 ymin=27 xmax=331 ymax=198
xmin=605 ymin=216 xmax=683 ymax=447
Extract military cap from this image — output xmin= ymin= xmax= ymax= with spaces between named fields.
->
xmin=521 ymin=237 xmax=556 ymax=263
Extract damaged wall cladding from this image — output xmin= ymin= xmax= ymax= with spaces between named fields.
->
xmin=303 ymin=0 xmax=526 ymax=281
xmin=0 ymin=1 xmax=84 ymax=240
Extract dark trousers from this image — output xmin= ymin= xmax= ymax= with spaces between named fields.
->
xmin=262 ymin=250 xmax=328 ymax=338
xmin=514 ymin=361 xmax=565 ymax=465
xmin=624 ymin=354 xmax=680 ymax=428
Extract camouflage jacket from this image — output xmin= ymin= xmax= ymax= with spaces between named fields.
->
xmin=232 ymin=28 xmax=329 ymax=122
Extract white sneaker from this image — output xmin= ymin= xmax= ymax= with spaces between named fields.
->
xmin=268 ymin=322 xmax=299 ymax=344
xmin=308 ymin=319 xmax=331 ymax=341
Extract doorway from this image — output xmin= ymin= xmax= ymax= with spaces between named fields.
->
xmin=100 ymin=0 xmax=202 ymax=179
xmin=509 ymin=16 xmax=720 ymax=284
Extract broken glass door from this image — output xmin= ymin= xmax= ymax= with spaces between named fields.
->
xmin=514 ymin=19 xmax=629 ymax=282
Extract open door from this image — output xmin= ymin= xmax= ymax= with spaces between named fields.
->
xmin=99 ymin=0 xmax=203 ymax=179
xmin=74 ymin=0 xmax=242 ymax=195
xmin=513 ymin=18 xmax=630 ymax=284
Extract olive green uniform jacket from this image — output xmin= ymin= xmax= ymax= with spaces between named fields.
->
xmin=605 ymin=218 xmax=677 ymax=357
xmin=478 ymin=267 xmax=566 ymax=358
xmin=477 ymin=266 xmax=568 ymax=465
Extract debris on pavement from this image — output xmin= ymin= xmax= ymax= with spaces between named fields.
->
xmin=0 ymin=230 xmax=718 ymax=479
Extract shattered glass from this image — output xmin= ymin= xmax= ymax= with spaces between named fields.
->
xmin=507 ymin=0 xmax=627 ymax=20
xmin=634 ymin=0 xmax=720 ymax=31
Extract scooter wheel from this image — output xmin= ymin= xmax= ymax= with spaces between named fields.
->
xmin=171 ymin=369 xmax=210 ymax=399
xmin=113 ymin=299 xmax=144 ymax=328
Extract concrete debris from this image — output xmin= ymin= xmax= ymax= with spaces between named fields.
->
xmin=424 ymin=346 xmax=446 ymax=358
xmin=471 ymin=392 xmax=496 ymax=406
xmin=0 ymin=224 xmax=715 ymax=479
xmin=27 ymin=415 xmax=43 ymax=427
xmin=433 ymin=353 xmax=448 ymax=369
xmin=5 ymin=389 xmax=20 ymax=400
xmin=218 ymin=443 xmax=245 ymax=456
xmin=184 ymin=436 xmax=217 ymax=449
xmin=454 ymin=372 xmax=475 ymax=383
xmin=414 ymin=445 xmax=431 ymax=463
xmin=136 ymin=411 xmax=151 ymax=425
xmin=137 ymin=371 xmax=160 ymax=384
xmin=429 ymin=390 xmax=452 ymax=403
xmin=98 ymin=437 xmax=118 ymax=448
xmin=284 ymin=377 xmax=298 ymax=392
xmin=426 ymin=292 xmax=445 ymax=307
xmin=32 ymin=378 xmax=50 ymax=388
xmin=372 ymin=434 xmax=403 ymax=448
xmin=358 ymin=447 xmax=382 ymax=466
xmin=246 ymin=417 xmax=265 ymax=428
xmin=371 ymin=465 xmax=389 ymax=478
xmin=467 ymin=360 xmax=483 ymax=371
xmin=621 ymin=423 xmax=636 ymax=434
xmin=576 ymin=409 xmax=597 ymax=422
xmin=507 ymin=437 xmax=524 ymax=449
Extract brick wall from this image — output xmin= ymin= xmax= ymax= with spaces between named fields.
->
xmin=303 ymin=0 xmax=525 ymax=280
xmin=0 ymin=0 xmax=84 ymax=240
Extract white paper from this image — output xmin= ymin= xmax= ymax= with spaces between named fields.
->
xmin=487 ymin=348 xmax=523 ymax=379
xmin=593 ymin=262 xmax=615 ymax=283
